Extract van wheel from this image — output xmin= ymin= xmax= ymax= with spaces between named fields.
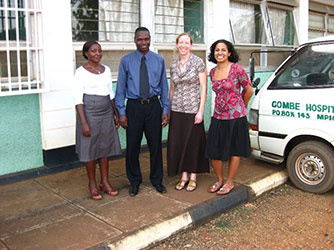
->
xmin=287 ymin=141 xmax=334 ymax=193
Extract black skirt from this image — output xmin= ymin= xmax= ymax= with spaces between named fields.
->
xmin=167 ymin=111 xmax=209 ymax=176
xmin=205 ymin=116 xmax=250 ymax=161
xmin=76 ymin=94 xmax=121 ymax=162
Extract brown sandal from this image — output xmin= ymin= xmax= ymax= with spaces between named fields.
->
xmin=217 ymin=184 xmax=234 ymax=195
xmin=99 ymin=183 xmax=118 ymax=196
xmin=89 ymin=184 xmax=102 ymax=200
xmin=208 ymin=182 xmax=223 ymax=193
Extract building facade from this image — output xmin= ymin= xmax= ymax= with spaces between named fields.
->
xmin=1 ymin=0 xmax=333 ymax=181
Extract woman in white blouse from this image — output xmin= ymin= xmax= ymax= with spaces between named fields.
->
xmin=74 ymin=41 xmax=121 ymax=200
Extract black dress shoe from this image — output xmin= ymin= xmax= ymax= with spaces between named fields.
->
xmin=129 ymin=185 xmax=139 ymax=196
xmin=154 ymin=184 xmax=166 ymax=194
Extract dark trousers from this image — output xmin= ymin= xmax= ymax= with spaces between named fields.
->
xmin=125 ymin=99 xmax=163 ymax=186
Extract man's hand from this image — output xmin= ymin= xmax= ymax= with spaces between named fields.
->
xmin=161 ymin=114 xmax=168 ymax=127
xmin=119 ymin=115 xmax=128 ymax=129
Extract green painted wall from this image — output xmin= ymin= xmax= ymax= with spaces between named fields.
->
xmin=0 ymin=94 xmax=43 ymax=175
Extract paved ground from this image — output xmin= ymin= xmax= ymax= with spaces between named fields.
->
xmin=0 ymin=148 xmax=286 ymax=250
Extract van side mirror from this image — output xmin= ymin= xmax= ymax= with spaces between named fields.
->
xmin=249 ymin=54 xmax=255 ymax=83
xmin=253 ymin=78 xmax=260 ymax=95
xmin=249 ymin=53 xmax=260 ymax=94
xmin=253 ymin=77 xmax=260 ymax=88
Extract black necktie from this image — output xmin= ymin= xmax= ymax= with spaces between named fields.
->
xmin=140 ymin=56 xmax=150 ymax=99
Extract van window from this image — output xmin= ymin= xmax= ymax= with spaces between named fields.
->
xmin=269 ymin=43 xmax=334 ymax=89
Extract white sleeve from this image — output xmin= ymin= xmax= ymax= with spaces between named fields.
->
xmin=74 ymin=68 xmax=84 ymax=105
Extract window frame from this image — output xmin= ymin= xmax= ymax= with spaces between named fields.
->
xmin=0 ymin=0 xmax=44 ymax=96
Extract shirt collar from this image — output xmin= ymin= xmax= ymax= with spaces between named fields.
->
xmin=135 ymin=49 xmax=151 ymax=60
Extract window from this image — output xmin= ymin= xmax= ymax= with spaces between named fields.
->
xmin=269 ymin=43 xmax=334 ymax=89
xmin=154 ymin=0 xmax=184 ymax=43
xmin=329 ymin=16 xmax=334 ymax=34
xmin=71 ymin=0 xmax=140 ymax=42
xmin=267 ymin=6 xmax=297 ymax=46
xmin=0 ymin=0 xmax=43 ymax=96
xmin=154 ymin=0 xmax=204 ymax=43
xmin=230 ymin=1 xmax=268 ymax=44
xmin=184 ymin=0 xmax=203 ymax=43
xmin=309 ymin=12 xmax=325 ymax=39
xmin=230 ymin=1 xmax=297 ymax=46
xmin=309 ymin=12 xmax=334 ymax=40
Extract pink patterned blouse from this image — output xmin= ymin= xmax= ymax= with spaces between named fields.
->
xmin=210 ymin=63 xmax=252 ymax=120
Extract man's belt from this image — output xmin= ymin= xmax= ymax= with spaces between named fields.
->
xmin=128 ymin=95 xmax=158 ymax=104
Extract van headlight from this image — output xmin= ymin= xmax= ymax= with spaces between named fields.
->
xmin=248 ymin=108 xmax=259 ymax=131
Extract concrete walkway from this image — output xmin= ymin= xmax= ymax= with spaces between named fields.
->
xmin=0 ymin=148 xmax=288 ymax=250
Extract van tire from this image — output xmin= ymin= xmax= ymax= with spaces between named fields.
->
xmin=287 ymin=141 xmax=334 ymax=193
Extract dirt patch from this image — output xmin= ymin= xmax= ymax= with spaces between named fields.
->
xmin=149 ymin=183 xmax=334 ymax=249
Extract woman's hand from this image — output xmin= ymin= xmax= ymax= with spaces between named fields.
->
xmin=243 ymin=85 xmax=254 ymax=106
xmin=194 ymin=111 xmax=204 ymax=124
xmin=76 ymin=104 xmax=91 ymax=137
xmin=81 ymin=122 xmax=91 ymax=137
xmin=111 ymin=99 xmax=120 ymax=129
xmin=119 ymin=115 xmax=128 ymax=129
xmin=115 ymin=114 xmax=120 ymax=129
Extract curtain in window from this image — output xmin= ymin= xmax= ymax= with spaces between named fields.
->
xmin=268 ymin=7 xmax=297 ymax=46
xmin=230 ymin=1 xmax=266 ymax=44
xmin=309 ymin=13 xmax=325 ymax=39
xmin=98 ymin=0 xmax=139 ymax=42
xmin=329 ymin=16 xmax=334 ymax=34
xmin=309 ymin=13 xmax=325 ymax=30
xmin=155 ymin=0 xmax=184 ymax=43
xmin=268 ymin=8 xmax=285 ymax=45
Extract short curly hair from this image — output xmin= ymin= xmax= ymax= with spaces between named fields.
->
xmin=82 ymin=40 xmax=100 ymax=60
xmin=134 ymin=27 xmax=150 ymax=38
xmin=208 ymin=39 xmax=239 ymax=64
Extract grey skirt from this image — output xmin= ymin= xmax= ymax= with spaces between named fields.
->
xmin=76 ymin=94 xmax=121 ymax=162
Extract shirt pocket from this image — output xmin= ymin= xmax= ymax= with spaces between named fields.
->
xmin=149 ymin=64 xmax=163 ymax=87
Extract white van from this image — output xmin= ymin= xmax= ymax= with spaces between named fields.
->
xmin=248 ymin=36 xmax=334 ymax=193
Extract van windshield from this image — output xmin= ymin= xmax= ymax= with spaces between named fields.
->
xmin=269 ymin=42 xmax=334 ymax=89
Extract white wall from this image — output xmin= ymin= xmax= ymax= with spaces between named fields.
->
xmin=207 ymin=0 xmax=230 ymax=113
xmin=295 ymin=0 xmax=309 ymax=44
xmin=40 ymin=0 xmax=76 ymax=150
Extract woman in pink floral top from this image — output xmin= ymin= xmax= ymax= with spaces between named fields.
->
xmin=206 ymin=39 xmax=254 ymax=195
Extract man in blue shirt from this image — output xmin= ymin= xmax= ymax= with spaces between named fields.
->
xmin=115 ymin=27 xmax=169 ymax=196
